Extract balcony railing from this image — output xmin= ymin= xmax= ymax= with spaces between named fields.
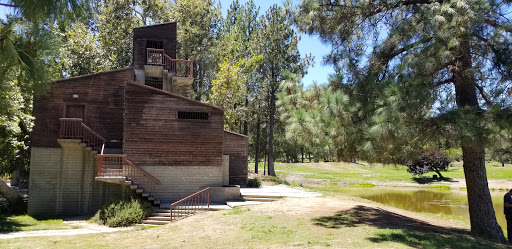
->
xmin=146 ymin=48 xmax=193 ymax=78
xmin=170 ymin=188 xmax=210 ymax=221
xmin=97 ymin=155 xmax=161 ymax=197
xmin=60 ymin=118 xmax=105 ymax=153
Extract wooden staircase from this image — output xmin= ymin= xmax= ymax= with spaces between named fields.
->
xmin=60 ymin=118 xmax=214 ymax=225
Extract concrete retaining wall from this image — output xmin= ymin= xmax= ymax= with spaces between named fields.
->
xmin=28 ymin=140 xmax=127 ymax=217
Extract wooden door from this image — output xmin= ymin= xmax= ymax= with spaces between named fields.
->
xmin=66 ymin=105 xmax=85 ymax=120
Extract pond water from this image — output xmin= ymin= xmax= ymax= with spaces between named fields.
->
xmin=350 ymin=187 xmax=507 ymax=229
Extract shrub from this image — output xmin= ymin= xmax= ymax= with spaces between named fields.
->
xmin=406 ymin=150 xmax=451 ymax=179
xmin=445 ymin=148 xmax=463 ymax=162
xmin=247 ymin=178 xmax=261 ymax=188
xmin=92 ymin=198 xmax=152 ymax=227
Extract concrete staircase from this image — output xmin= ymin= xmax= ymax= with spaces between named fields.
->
xmin=141 ymin=203 xmax=232 ymax=225
xmin=124 ymin=179 xmax=160 ymax=206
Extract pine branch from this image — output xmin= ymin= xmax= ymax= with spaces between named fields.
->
xmin=320 ymin=0 xmax=441 ymax=17
xmin=475 ymin=83 xmax=493 ymax=107
xmin=484 ymin=19 xmax=512 ymax=33
xmin=0 ymin=3 xmax=16 ymax=8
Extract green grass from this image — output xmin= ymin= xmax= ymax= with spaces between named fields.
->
xmin=371 ymin=228 xmax=500 ymax=249
xmin=272 ymin=161 xmax=512 ymax=184
xmin=0 ymin=215 xmax=77 ymax=232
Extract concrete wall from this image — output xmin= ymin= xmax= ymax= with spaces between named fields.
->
xmin=140 ymin=165 xmax=224 ymax=202
xmin=28 ymin=140 xmax=126 ymax=217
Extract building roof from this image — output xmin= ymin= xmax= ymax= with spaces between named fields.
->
xmin=133 ymin=22 xmax=177 ymax=29
xmin=52 ymin=67 xmax=133 ymax=83
xmin=126 ymin=80 xmax=224 ymax=111
xmin=224 ymin=130 xmax=249 ymax=138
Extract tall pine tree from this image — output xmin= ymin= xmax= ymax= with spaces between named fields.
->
xmin=296 ymin=0 xmax=512 ymax=242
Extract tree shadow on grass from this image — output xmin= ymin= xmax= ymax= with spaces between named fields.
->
xmin=0 ymin=216 xmax=28 ymax=233
xmin=312 ymin=205 xmax=505 ymax=249
xmin=412 ymin=176 xmax=456 ymax=184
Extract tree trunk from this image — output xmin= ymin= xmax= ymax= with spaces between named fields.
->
xmin=243 ymin=98 xmax=248 ymax=135
xmin=254 ymin=118 xmax=260 ymax=174
xmin=0 ymin=179 xmax=23 ymax=208
xmin=264 ymin=150 xmax=267 ymax=176
xmin=301 ymin=148 xmax=304 ymax=163
xmin=454 ymin=39 xmax=507 ymax=242
xmin=462 ymin=146 xmax=505 ymax=241
xmin=433 ymin=169 xmax=444 ymax=180
xmin=268 ymin=88 xmax=276 ymax=176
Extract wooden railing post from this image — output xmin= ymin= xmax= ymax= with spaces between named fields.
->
xmin=146 ymin=48 xmax=193 ymax=78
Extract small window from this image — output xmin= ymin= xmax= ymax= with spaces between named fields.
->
xmin=178 ymin=111 xmax=209 ymax=120
xmin=147 ymin=40 xmax=163 ymax=49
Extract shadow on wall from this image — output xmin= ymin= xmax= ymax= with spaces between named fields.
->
xmin=311 ymin=205 xmax=502 ymax=249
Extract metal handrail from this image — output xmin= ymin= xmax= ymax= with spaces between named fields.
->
xmin=97 ymin=155 xmax=161 ymax=198
xmin=146 ymin=48 xmax=194 ymax=78
xmin=169 ymin=188 xmax=210 ymax=222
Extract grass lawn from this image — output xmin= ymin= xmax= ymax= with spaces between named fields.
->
xmin=251 ymin=161 xmax=512 ymax=187
xmin=0 ymin=215 xmax=79 ymax=233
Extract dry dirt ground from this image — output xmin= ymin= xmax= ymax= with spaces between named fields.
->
xmin=1 ymin=194 xmax=506 ymax=248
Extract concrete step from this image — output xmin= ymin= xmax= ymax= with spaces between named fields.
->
xmin=241 ymin=194 xmax=284 ymax=199
xmin=136 ymin=189 xmax=143 ymax=194
xmin=141 ymin=219 xmax=169 ymax=225
xmin=150 ymin=212 xmax=171 ymax=217
xmin=146 ymin=216 xmax=172 ymax=221
xmin=151 ymin=211 xmax=189 ymax=216
xmin=242 ymin=197 xmax=281 ymax=202
xmin=142 ymin=193 xmax=149 ymax=197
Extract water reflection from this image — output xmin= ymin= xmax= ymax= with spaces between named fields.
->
xmin=353 ymin=188 xmax=506 ymax=229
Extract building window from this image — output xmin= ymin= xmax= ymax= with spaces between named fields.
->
xmin=178 ymin=111 xmax=209 ymax=120
xmin=147 ymin=40 xmax=163 ymax=49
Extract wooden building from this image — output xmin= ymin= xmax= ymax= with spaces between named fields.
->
xmin=28 ymin=22 xmax=248 ymax=217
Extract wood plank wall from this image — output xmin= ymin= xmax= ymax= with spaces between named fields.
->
xmin=124 ymin=82 xmax=224 ymax=167
xmin=32 ymin=68 xmax=133 ymax=147
xmin=223 ymin=131 xmax=249 ymax=185
xmin=133 ymin=22 xmax=177 ymax=70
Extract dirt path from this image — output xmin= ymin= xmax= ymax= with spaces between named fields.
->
xmin=0 ymin=221 xmax=133 ymax=239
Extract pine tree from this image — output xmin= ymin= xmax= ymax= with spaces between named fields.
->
xmin=252 ymin=5 xmax=304 ymax=176
xmin=296 ymin=0 xmax=512 ymax=242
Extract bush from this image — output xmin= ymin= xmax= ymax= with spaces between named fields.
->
xmin=247 ymin=178 xmax=262 ymax=188
xmin=406 ymin=150 xmax=451 ymax=179
xmin=92 ymin=198 xmax=152 ymax=227
xmin=444 ymin=148 xmax=463 ymax=162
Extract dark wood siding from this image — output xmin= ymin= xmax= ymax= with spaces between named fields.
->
xmin=133 ymin=22 xmax=177 ymax=69
xmin=223 ymin=131 xmax=248 ymax=185
xmin=32 ymin=68 xmax=133 ymax=147
xmin=124 ymin=82 xmax=224 ymax=167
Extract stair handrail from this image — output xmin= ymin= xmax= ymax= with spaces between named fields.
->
xmin=125 ymin=159 xmax=161 ymax=185
xmin=60 ymin=118 xmax=105 ymax=153
xmin=169 ymin=187 xmax=210 ymax=222
xmin=146 ymin=48 xmax=193 ymax=78
xmin=96 ymin=155 xmax=161 ymax=199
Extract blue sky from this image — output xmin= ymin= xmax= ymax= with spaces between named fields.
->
xmin=219 ymin=0 xmax=334 ymax=87
xmin=0 ymin=1 xmax=335 ymax=87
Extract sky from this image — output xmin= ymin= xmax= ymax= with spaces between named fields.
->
xmin=219 ymin=0 xmax=335 ymax=87
xmin=0 ymin=0 xmax=335 ymax=87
